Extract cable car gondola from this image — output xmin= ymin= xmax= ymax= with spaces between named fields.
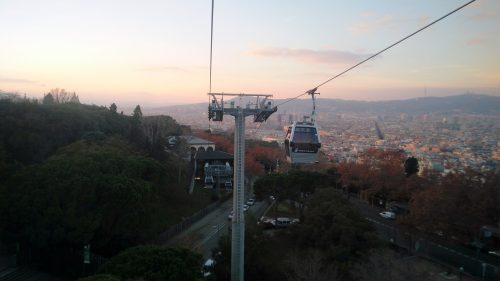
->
xmin=284 ymin=89 xmax=321 ymax=164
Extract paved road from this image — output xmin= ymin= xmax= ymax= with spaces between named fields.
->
xmin=348 ymin=193 xmax=499 ymax=263
xmin=164 ymin=197 xmax=271 ymax=260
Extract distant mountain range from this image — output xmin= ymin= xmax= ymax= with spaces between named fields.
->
xmin=145 ymin=94 xmax=500 ymax=116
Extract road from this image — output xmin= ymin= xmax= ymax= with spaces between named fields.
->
xmin=345 ymin=192 xmax=500 ymax=280
xmin=164 ymin=196 xmax=271 ymax=260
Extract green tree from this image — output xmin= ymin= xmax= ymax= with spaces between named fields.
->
xmin=0 ymin=101 xmax=132 ymax=164
xmin=109 ymin=103 xmax=117 ymax=113
xmin=404 ymin=156 xmax=419 ymax=177
xmin=0 ymin=138 xmax=168 ymax=255
xmin=133 ymin=105 xmax=143 ymax=120
xmin=43 ymin=93 xmax=55 ymax=105
xmin=213 ymin=216 xmax=288 ymax=281
xmin=294 ymin=188 xmax=379 ymax=278
xmin=97 ymin=245 xmax=202 ymax=281
xmin=213 ymin=188 xmax=379 ymax=281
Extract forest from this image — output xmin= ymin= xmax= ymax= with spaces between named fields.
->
xmin=0 ymin=98 xmax=210 ymax=279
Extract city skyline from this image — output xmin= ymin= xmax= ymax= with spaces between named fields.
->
xmin=1 ymin=0 xmax=499 ymax=107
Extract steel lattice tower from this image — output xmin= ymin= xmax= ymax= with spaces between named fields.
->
xmin=208 ymin=93 xmax=276 ymax=281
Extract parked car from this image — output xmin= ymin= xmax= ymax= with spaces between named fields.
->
xmin=488 ymin=250 xmax=500 ymax=258
xmin=201 ymin=258 xmax=215 ymax=277
xmin=243 ymin=204 xmax=249 ymax=212
xmin=274 ymin=217 xmax=292 ymax=227
xmin=246 ymin=198 xmax=255 ymax=206
xmin=227 ymin=211 xmax=233 ymax=220
xmin=379 ymin=211 xmax=396 ymax=219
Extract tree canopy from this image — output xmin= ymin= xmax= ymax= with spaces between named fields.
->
xmin=93 ymin=245 xmax=202 ymax=281
xmin=0 ymin=138 xmax=169 ymax=255
xmin=214 ymin=184 xmax=379 ymax=281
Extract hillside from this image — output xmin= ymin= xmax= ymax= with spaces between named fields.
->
xmin=0 ymin=100 xmax=210 ymax=261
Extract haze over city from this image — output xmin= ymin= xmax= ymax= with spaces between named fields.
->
xmin=1 ymin=0 xmax=499 ymax=106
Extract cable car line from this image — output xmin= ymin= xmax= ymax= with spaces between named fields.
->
xmin=208 ymin=0 xmax=215 ymax=132
xmin=209 ymin=0 xmax=214 ymax=93
xmin=276 ymin=0 xmax=477 ymax=108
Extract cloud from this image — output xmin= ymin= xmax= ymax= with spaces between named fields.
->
xmin=467 ymin=11 xmax=500 ymax=22
xmin=251 ymin=48 xmax=369 ymax=65
xmin=0 ymin=77 xmax=40 ymax=84
xmin=135 ymin=65 xmax=187 ymax=72
xmin=466 ymin=37 xmax=487 ymax=46
xmin=351 ymin=15 xmax=430 ymax=34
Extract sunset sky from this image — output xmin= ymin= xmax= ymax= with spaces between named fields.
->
xmin=1 ymin=0 xmax=499 ymax=106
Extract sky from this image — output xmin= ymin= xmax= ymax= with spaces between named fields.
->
xmin=1 ymin=0 xmax=499 ymax=107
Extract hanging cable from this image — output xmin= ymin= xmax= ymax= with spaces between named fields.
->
xmin=209 ymin=0 xmax=214 ymax=93
xmin=276 ymin=0 xmax=476 ymax=107
xmin=208 ymin=0 xmax=215 ymax=132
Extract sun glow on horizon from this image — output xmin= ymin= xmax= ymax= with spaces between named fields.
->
xmin=1 ymin=0 xmax=499 ymax=106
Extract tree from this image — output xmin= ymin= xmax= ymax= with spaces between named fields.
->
xmin=109 ymin=103 xmax=117 ymax=113
xmin=97 ymin=246 xmax=202 ymax=281
xmin=285 ymin=249 xmax=339 ymax=281
xmin=404 ymin=156 xmax=419 ymax=177
xmin=43 ymin=93 xmax=55 ymax=105
xmin=0 ymin=101 xmax=132 ymax=164
xmin=407 ymin=171 xmax=500 ymax=242
xmin=49 ymin=88 xmax=71 ymax=104
xmin=69 ymin=92 xmax=80 ymax=104
xmin=0 ymin=138 xmax=168 ymax=255
xmin=294 ymin=188 xmax=379 ymax=278
xmin=213 ymin=216 xmax=289 ymax=281
xmin=196 ymin=131 xmax=233 ymax=153
xmin=128 ymin=105 xmax=146 ymax=148
xmin=213 ymin=187 xmax=379 ymax=281
xmin=133 ymin=105 xmax=143 ymax=120
xmin=352 ymin=249 xmax=430 ymax=281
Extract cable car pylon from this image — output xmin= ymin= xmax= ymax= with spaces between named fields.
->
xmin=208 ymin=93 xmax=276 ymax=281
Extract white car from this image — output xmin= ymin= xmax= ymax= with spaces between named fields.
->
xmin=246 ymin=198 xmax=255 ymax=206
xmin=243 ymin=204 xmax=249 ymax=212
xmin=379 ymin=211 xmax=396 ymax=219
xmin=202 ymin=258 xmax=215 ymax=277
xmin=488 ymin=250 xmax=500 ymax=258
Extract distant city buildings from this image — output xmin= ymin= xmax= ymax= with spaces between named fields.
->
xmin=170 ymin=109 xmax=500 ymax=175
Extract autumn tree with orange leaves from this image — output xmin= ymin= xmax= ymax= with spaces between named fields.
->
xmin=196 ymin=131 xmax=234 ymax=153
xmin=407 ymin=170 xmax=500 ymax=243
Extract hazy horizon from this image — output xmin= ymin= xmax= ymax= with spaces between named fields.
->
xmin=1 ymin=0 xmax=499 ymax=107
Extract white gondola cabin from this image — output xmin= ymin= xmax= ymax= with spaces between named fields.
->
xmin=284 ymin=88 xmax=322 ymax=164
xmin=285 ymin=121 xmax=321 ymax=164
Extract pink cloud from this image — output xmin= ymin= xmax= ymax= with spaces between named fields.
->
xmin=466 ymin=37 xmax=487 ymax=46
xmin=351 ymin=15 xmax=430 ymax=34
xmin=251 ymin=48 xmax=369 ymax=65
